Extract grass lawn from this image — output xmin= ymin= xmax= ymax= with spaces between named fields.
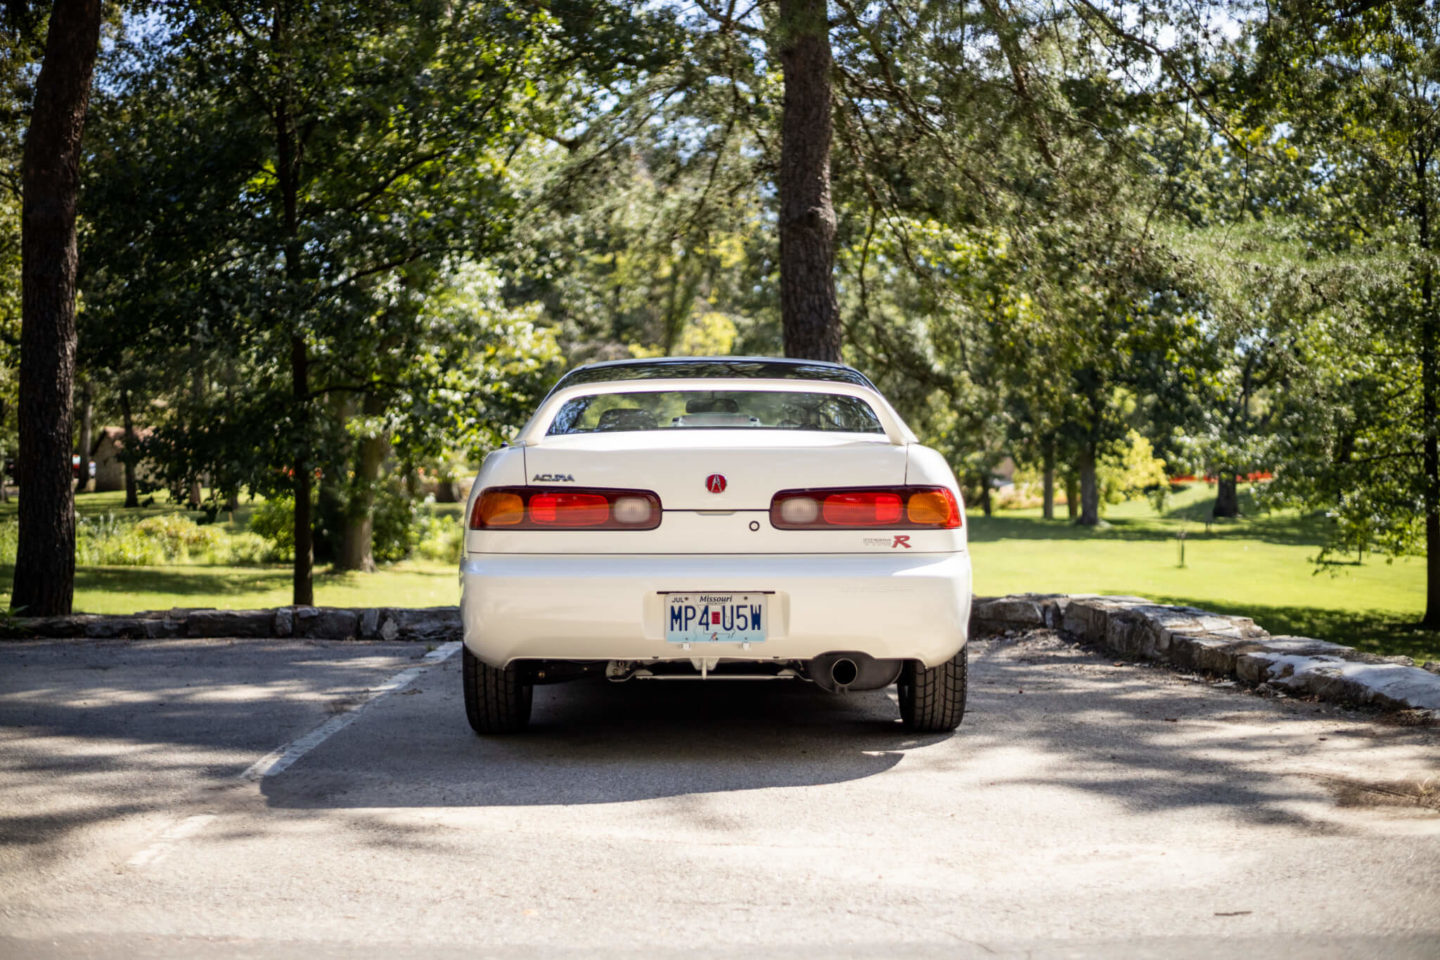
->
xmin=0 ymin=558 xmax=462 ymax=613
xmin=968 ymin=483 xmax=1435 ymax=662
xmin=0 ymin=483 xmax=1434 ymax=661
xmin=1 ymin=490 xmax=464 ymax=612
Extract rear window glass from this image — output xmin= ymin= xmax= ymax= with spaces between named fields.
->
xmin=546 ymin=391 xmax=885 ymax=435
xmin=551 ymin=359 xmax=874 ymax=390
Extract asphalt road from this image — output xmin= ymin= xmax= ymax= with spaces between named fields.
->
xmin=0 ymin=632 xmax=1437 ymax=960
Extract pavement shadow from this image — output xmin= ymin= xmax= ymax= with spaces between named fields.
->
xmin=963 ymin=634 xmax=1440 ymax=829
xmin=0 ymin=639 xmax=435 ymax=854
xmin=261 ymin=673 xmax=943 ymax=809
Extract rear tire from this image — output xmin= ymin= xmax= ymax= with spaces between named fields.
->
xmin=463 ymin=647 xmax=533 ymax=734
xmin=897 ymin=647 xmax=967 ymax=732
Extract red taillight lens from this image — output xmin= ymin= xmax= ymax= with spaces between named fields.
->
xmin=530 ymin=492 xmax=610 ymax=526
xmin=771 ymin=486 xmax=961 ymax=530
xmin=821 ymin=491 xmax=903 ymax=526
xmin=470 ymin=487 xmax=661 ymax=530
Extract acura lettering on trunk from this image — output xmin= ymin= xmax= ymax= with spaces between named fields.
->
xmin=460 ymin=357 xmax=972 ymax=734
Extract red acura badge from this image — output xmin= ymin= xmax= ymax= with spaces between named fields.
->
xmin=706 ymin=474 xmax=727 ymax=494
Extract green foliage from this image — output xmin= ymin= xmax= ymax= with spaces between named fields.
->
xmin=2 ymin=511 xmax=279 ymax=567
xmin=1098 ymin=431 xmax=1170 ymax=509
xmin=247 ymin=499 xmax=296 ymax=561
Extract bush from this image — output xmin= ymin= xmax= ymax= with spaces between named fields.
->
xmin=372 ymin=484 xmax=422 ymax=563
xmin=248 ymin=497 xmax=295 ymax=560
xmin=0 ymin=522 xmax=17 ymax=566
xmin=213 ymin=531 xmax=281 ymax=565
xmin=414 ymin=515 xmax=464 ymax=563
xmin=132 ymin=514 xmax=225 ymax=559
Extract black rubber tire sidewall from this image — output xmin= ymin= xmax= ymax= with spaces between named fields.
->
xmin=898 ymin=647 xmax=967 ymax=733
xmin=463 ymin=646 xmax=534 ymax=734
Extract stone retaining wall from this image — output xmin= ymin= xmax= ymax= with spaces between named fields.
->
xmin=4 ymin=594 xmax=1437 ymax=718
xmin=973 ymin=594 xmax=1440 ymax=717
xmin=0 ymin=606 xmax=460 ymax=643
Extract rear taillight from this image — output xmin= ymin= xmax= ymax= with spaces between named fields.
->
xmin=770 ymin=487 xmax=961 ymax=530
xmin=470 ymin=487 xmax=661 ymax=530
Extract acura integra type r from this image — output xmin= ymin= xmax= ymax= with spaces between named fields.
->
xmin=460 ymin=357 xmax=972 ymax=734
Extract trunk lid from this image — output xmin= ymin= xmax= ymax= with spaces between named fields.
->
xmin=522 ymin=431 xmax=907 ymax=509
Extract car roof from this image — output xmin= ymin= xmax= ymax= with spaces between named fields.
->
xmin=548 ymin=357 xmax=878 ymax=393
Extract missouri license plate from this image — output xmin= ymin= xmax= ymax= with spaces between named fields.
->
xmin=664 ymin=593 xmax=768 ymax=645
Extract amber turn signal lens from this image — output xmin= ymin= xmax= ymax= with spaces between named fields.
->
xmin=477 ymin=492 xmax=525 ymax=527
xmin=906 ymin=489 xmax=957 ymax=527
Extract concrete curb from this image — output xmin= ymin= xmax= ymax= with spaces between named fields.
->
xmin=0 ymin=606 xmax=460 ymax=643
xmin=971 ymin=593 xmax=1440 ymax=718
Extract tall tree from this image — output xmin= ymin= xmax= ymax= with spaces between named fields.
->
xmin=82 ymin=0 xmax=554 ymax=601
xmin=9 ymin=0 xmax=101 ymax=615
xmin=774 ymin=0 xmax=840 ymax=361
xmin=1242 ymin=0 xmax=1440 ymax=627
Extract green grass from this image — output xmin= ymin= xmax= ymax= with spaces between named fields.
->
xmin=0 ymin=487 xmax=262 ymax=532
xmin=0 ymin=558 xmax=460 ymax=613
xmin=1 ymin=489 xmax=464 ymax=613
xmin=968 ymin=483 xmax=1436 ymax=662
xmin=0 ymin=483 xmax=1433 ymax=661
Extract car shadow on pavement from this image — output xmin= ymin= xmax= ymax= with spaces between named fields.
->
xmin=260 ymin=673 xmax=947 ymax=809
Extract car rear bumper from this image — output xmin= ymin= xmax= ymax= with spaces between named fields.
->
xmin=459 ymin=551 xmax=971 ymax=669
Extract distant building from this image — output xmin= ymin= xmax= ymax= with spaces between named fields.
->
xmin=90 ymin=427 xmax=153 ymax=492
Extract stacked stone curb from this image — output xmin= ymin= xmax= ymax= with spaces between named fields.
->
xmin=971 ymin=593 xmax=1440 ymax=719
xmin=4 ymin=595 xmax=1436 ymax=718
xmin=0 ymin=606 xmax=462 ymax=643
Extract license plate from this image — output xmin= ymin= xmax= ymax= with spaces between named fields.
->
xmin=664 ymin=593 xmax=768 ymax=645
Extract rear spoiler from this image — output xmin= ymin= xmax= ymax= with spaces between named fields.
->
xmin=513 ymin=378 xmax=917 ymax=447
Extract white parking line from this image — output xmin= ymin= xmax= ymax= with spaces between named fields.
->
xmin=127 ymin=641 xmax=461 ymax=870
xmin=239 ymin=641 xmax=461 ymax=782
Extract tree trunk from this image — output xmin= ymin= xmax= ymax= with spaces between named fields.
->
xmin=117 ymin=385 xmax=139 ymax=508
xmin=775 ymin=0 xmax=840 ymax=363
xmin=291 ymin=335 xmax=314 ymax=605
xmin=1077 ymin=442 xmax=1100 ymax=526
xmin=0 ymin=398 xmax=9 ymax=503
xmin=1212 ymin=470 xmax=1240 ymax=519
xmin=1041 ymin=436 xmax=1055 ymax=520
xmin=11 ymin=0 xmax=102 ymax=616
xmin=274 ymin=9 xmax=312 ymax=606
xmin=433 ymin=470 xmax=460 ymax=503
xmin=1065 ymin=473 xmax=1078 ymax=520
xmin=187 ymin=350 xmax=203 ymax=507
xmin=336 ymin=394 xmax=386 ymax=573
xmin=313 ymin=463 xmax=340 ymax=564
xmin=75 ymin=377 xmax=92 ymax=493
xmin=978 ymin=476 xmax=992 ymax=518
xmin=1420 ymin=259 xmax=1439 ymax=628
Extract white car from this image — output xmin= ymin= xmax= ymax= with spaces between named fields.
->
xmin=459 ymin=357 xmax=972 ymax=733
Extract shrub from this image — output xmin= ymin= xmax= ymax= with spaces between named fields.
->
xmin=212 ymin=531 xmax=281 ymax=565
xmin=132 ymin=514 xmax=225 ymax=559
xmin=248 ymin=497 xmax=295 ymax=560
xmin=372 ymin=484 xmax=422 ymax=563
xmin=415 ymin=516 xmax=464 ymax=563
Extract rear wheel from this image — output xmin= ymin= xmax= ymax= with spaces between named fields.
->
xmin=897 ymin=648 xmax=967 ymax=732
xmin=463 ymin=647 xmax=533 ymax=734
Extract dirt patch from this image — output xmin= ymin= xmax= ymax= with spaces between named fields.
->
xmin=1314 ymin=775 xmax=1440 ymax=813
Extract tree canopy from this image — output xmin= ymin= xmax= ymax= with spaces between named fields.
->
xmin=1 ymin=0 xmax=1435 ymax=627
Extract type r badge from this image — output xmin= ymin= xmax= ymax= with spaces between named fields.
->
xmin=706 ymin=474 xmax=727 ymax=494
